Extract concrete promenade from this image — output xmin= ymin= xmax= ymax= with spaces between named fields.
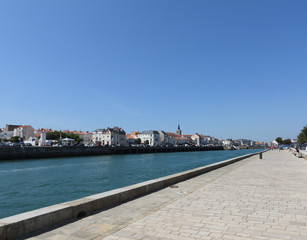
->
xmin=27 ymin=150 xmax=307 ymax=240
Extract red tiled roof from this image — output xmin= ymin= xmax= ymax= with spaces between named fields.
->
xmin=18 ymin=125 xmax=31 ymax=128
xmin=165 ymin=132 xmax=180 ymax=137
xmin=71 ymin=131 xmax=91 ymax=135
xmin=176 ymin=137 xmax=188 ymax=140
xmin=37 ymin=129 xmax=53 ymax=132
xmin=126 ymin=134 xmax=135 ymax=139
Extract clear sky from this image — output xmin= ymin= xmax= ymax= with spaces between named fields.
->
xmin=1 ymin=0 xmax=306 ymax=142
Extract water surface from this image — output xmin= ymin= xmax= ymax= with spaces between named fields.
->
xmin=0 ymin=149 xmax=262 ymax=218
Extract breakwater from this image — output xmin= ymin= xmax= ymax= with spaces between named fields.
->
xmin=0 ymin=145 xmax=223 ymax=161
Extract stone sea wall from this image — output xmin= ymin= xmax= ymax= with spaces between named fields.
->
xmin=0 ymin=145 xmax=224 ymax=161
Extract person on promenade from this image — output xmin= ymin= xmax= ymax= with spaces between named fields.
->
xmin=293 ymin=145 xmax=299 ymax=156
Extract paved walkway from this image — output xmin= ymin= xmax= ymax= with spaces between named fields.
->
xmin=27 ymin=151 xmax=307 ymax=240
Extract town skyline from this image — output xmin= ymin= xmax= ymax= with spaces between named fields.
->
xmin=0 ymin=122 xmax=275 ymax=145
xmin=1 ymin=123 xmax=270 ymax=149
xmin=0 ymin=121 xmax=300 ymax=143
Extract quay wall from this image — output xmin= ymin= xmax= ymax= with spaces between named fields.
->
xmin=0 ymin=145 xmax=223 ymax=161
xmin=0 ymin=149 xmax=267 ymax=240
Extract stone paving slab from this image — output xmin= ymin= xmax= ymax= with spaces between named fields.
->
xmin=25 ymin=151 xmax=307 ymax=240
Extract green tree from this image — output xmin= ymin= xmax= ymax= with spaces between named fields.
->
xmin=135 ymin=138 xmax=141 ymax=144
xmin=70 ymin=134 xmax=82 ymax=143
xmin=10 ymin=136 xmax=22 ymax=142
xmin=46 ymin=131 xmax=61 ymax=140
xmin=144 ymin=140 xmax=149 ymax=145
xmin=283 ymin=139 xmax=292 ymax=145
xmin=275 ymin=137 xmax=283 ymax=145
xmin=297 ymin=126 xmax=307 ymax=144
xmin=45 ymin=131 xmax=83 ymax=143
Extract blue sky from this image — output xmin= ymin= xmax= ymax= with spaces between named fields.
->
xmin=1 ymin=0 xmax=306 ymax=142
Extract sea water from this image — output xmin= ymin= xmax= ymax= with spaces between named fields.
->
xmin=0 ymin=149 xmax=262 ymax=218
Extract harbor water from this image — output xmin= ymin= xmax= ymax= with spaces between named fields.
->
xmin=0 ymin=149 xmax=262 ymax=218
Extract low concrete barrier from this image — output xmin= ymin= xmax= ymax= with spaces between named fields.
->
xmin=0 ymin=150 xmax=267 ymax=240
xmin=300 ymin=150 xmax=307 ymax=160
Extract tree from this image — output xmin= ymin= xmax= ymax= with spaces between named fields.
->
xmin=10 ymin=136 xmax=22 ymax=142
xmin=46 ymin=131 xmax=60 ymax=140
xmin=46 ymin=131 xmax=83 ymax=143
xmin=275 ymin=137 xmax=283 ymax=145
xmin=283 ymin=139 xmax=291 ymax=145
xmin=71 ymin=134 xmax=82 ymax=143
xmin=144 ymin=140 xmax=149 ymax=145
xmin=297 ymin=126 xmax=307 ymax=144
xmin=135 ymin=138 xmax=141 ymax=144
xmin=298 ymin=133 xmax=306 ymax=145
xmin=297 ymin=133 xmax=306 ymax=144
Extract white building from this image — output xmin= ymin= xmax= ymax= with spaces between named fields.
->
xmin=191 ymin=133 xmax=202 ymax=146
xmin=138 ymin=130 xmax=160 ymax=146
xmin=222 ymin=138 xmax=233 ymax=146
xmin=92 ymin=127 xmax=126 ymax=146
xmin=13 ymin=125 xmax=35 ymax=140
xmin=165 ymin=132 xmax=179 ymax=145
xmin=24 ymin=137 xmax=39 ymax=146
xmin=157 ymin=130 xmax=169 ymax=145
xmin=70 ymin=131 xmax=92 ymax=142
xmin=0 ymin=131 xmax=14 ymax=141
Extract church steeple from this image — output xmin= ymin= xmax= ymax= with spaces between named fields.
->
xmin=176 ymin=124 xmax=182 ymax=136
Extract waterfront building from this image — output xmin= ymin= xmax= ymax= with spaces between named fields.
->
xmin=191 ymin=133 xmax=202 ymax=146
xmin=70 ymin=131 xmax=92 ymax=142
xmin=222 ymin=138 xmax=233 ymax=146
xmin=138 ymin=130 xmax=160 ymax=146
xmin=125 ymin=131 xmax=140 ymax=145
xmin=61 ymin=138 xmax=75 ymax=146
xmin=92 ymin=127 xmax=126 ymax=146
xmin=13 ymin=125 xmax=35 ymax=140
xmin=23 ymin=137 xmax=39 ymax=146
xmin=208 ymin=136 xmax=219 ymax=145
xmin=238 ymin=139 xmax=250 ymax=146
xmin=157 ymin=130 xmax=169 ymax=145
xmin=165 ymin=132 xmax=179 ymax=145
xmin=176 ymin=136 xmax=189 ymax=145
xmin=34 ymin=128 xmax=54 ymax=136
xmin=126 ymin=134 xmax=136 ymax=145
xmin=0 ymin=131 xmax=14 ymax=141
xmin=130 ymin=131 xmax=140 ymax=138
xmin=182 ymin=134 xmax=192 ymax=140
xmin=4 ymin=124 xmax=21 ymax=132
xmin=233 ymin=140 xmax=240 ymax=146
